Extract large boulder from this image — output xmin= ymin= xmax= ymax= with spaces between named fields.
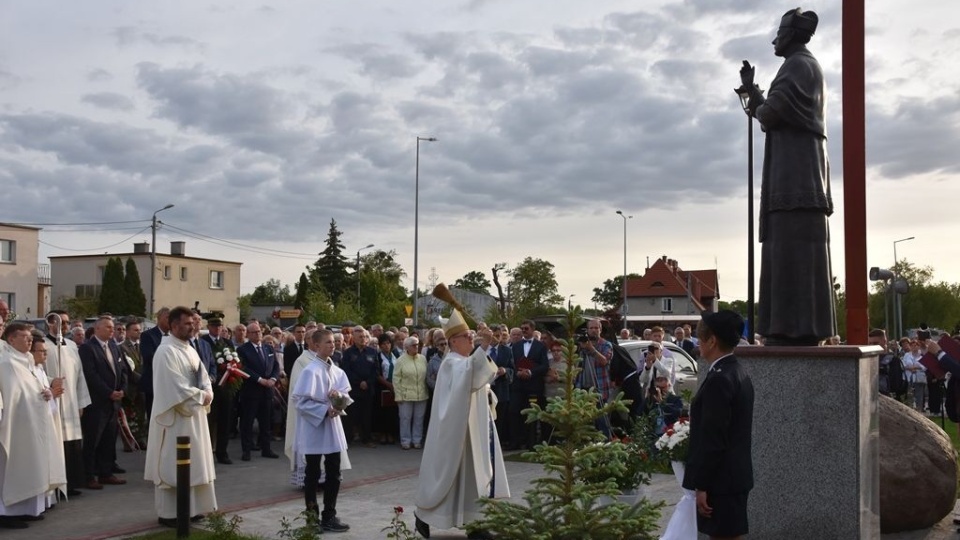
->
xmin=880 ymin=395 xmax=958 ymax=532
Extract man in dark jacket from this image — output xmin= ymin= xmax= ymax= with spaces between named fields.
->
xmin=683 ymin=310 xmax=754 ymax=539
xmin=342 ymin=326 xmax=379 ymax=447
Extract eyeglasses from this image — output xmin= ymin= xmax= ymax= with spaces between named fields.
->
xmin=435 ymin=341 xmax=447 ymax=346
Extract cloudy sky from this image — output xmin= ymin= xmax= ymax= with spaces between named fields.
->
xmin=2 ymin=0 xmax=958 ymax=316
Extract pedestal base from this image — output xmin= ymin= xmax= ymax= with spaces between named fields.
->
xmin=734 ymin=345 xmax=880 ymax=539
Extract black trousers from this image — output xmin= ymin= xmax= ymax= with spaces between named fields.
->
xmin=209 ymin=386 xmax=235 ymax=456
xmin=239 ymin=391 xmax=273 ymax=453
xmin=929 ymin=379 xmax=945 ymax=414
xmin=80 ymin=406 xmax=118 ymax=479
xmin=64 ymin=439 xmax=86 ymax=490
xmin=508 ymin=390 xmax=545 ymax=449
xmin=351 ymin=392 xmax=374 ymax=443
xmin=305 ymin=452 xmax=341 ymax=521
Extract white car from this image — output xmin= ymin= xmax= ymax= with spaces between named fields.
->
xmin=617 ymin=339 xmax=700 ymax=397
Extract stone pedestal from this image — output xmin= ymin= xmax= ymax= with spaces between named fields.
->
xmin=735 ymin=345 xmax=881 ymax=539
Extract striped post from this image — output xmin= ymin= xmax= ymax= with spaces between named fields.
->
xmin=176 ymin=436 xmax=191 ymax=538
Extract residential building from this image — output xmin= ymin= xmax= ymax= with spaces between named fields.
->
xmin=0 ymin=222 xmax=50 ymax=319
xmin=623 ymin=255 xmax=719 ymax=327
xmin=419 ymin=287 xmax=500 ymax=324
xmin=50 ymin=241 xmax=242 ymax=324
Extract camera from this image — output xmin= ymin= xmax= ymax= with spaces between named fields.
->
xmin=576 ymin=334 xmax=598 ymax=343
xmin=917 ymin=323 xmax=931 ymax=341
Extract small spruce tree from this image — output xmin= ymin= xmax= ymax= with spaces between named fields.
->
xmin=123 ymin=257 xmax=147 ymax=317
xmin=471 ymin=311 xmax=662 ymax=540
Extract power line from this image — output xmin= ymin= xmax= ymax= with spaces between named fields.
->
xmin=39 ymin=226 xmax=153 ymax=252
xmin=161 ymin=223 xmax=317 ymax=261
xmin=11 ymin=219 xmax=150 ymax=226
xmin=162 ymin=222 xmax=319 ymax=259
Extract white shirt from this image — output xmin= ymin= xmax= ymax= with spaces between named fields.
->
xmin=292 ymin=357 xmax=351 ymax=456
xmin=902 ymin=351 xmax=926 ymax=384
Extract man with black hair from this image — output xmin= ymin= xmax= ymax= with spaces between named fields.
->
xmin=683 ymin=310 xmax=754 ymax=539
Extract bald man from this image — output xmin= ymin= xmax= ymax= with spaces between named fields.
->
xmin=236 ymin=322 xmax=281 ymax=461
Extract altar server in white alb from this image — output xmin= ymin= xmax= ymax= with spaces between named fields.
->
xmin=0 ymin=323 xmax=67 ymax=529
xmin=144 ymin=306 xmax=217 ymax=528
xmin=292 ymin=328 xmax=352 ymax=533
xmin=285 ymin=329 xmax=352 ymax=488
xmin=43 ymin=310 xmax=92 ymax=498
xmin=415 ymin=309 xmax=509 ymax=540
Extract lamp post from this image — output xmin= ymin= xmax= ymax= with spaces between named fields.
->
xmin=413 ymin=136 xmax=436 ymax=326
xmin=892 ymin=236 xmax=915 ymax=338
xmin=568 ymin=294 xmax=575 ymax=312
xmin=356 ymin=244 xmax=375 ymax=310
xmin=149 ymin=204 xmax=174 ymax=317
xmin=734 ymin=83 xmax=758 ymax=344
xmin=615 ymin=210 xmax=632 ymax=330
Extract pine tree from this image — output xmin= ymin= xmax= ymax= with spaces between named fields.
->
xmin=123 ymin=257 xmax=147 ymax=317
xmin=98 ymin=257 xmax=126 ymax=315
xmin=471 ymin=311 xmax=663 ymax=539
xmin=294 ymin=272 xmax=311 ymax=311
xmin=308 ymin=219 xmax=352 ymax=303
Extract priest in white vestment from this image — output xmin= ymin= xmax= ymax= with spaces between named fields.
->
xmin=0 ymin=324 xmax=67 ymax=529
xmin=29 ymin=330 xmax=67 ymax=509
xmin=285 ymin=329 xmax=352 ymax=488
xmin=291 ymin=328 xmax=352 ymax=533
xmin=43 ymin=311 xmax=92 ymax=497
xmin=415 ymin=309 xmax=509 ymax=540
xmin=144 ymin=307 xmax=217 ymax=527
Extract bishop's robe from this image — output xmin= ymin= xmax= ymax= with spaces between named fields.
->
xmin=415 ymin=347 xmax=509 ymax=530
xmin=144 ymin=336 xmax=217 ymax=519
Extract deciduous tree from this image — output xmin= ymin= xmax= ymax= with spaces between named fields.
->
xmin=250 ymin=278 xmax=294 ymax=305
xmin=453 ymin=270 xmax=492 ymax=295
xmin=591 ymin=273 xmax=643 ymax=310
xmin=508 ymin=257 xmax=563 ymax=313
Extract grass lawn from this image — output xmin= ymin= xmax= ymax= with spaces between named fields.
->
xmin=927 ymin=414 xmax=960 ymax=449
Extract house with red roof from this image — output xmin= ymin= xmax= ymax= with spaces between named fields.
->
xmin=621 ymin=255 xmax=719 ymax=326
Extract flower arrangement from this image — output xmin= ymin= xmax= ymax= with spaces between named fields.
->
xmin=654 ymin=418 xmax=691 ymax=463
xmin=328 ymin=389 xmax=353 ymax=415
xmin=216 ymin=348 xmax=248 ymax=396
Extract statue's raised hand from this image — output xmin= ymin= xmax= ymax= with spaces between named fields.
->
xmin=740 ymin=60 xmax=755 ymax=87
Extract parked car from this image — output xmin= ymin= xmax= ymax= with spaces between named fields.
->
xmin=617 ymin=339 xmax=700 ymax=397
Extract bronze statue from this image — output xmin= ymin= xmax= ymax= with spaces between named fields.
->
xmin=739 ymin=8 xmax=836 ymax=346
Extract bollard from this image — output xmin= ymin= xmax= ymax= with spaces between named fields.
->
xmin=176 ymin=436 xmax=191 ymax=538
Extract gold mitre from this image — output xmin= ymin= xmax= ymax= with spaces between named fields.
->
xmin=443 ymin=308 xmax=469 ymax=339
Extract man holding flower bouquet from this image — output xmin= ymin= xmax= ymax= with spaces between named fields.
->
xmin=683 ymin=310 xmax=754 ymax=540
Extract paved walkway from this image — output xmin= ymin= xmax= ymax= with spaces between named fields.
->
xmin=2 ymin=437 xmax=957 ymax=539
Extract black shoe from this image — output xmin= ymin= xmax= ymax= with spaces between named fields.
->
xmin=216 ymin=454 xmax=233 ymax=465
xmin=262 ymin=450 xmax=280 ymax=459
xmin=15 ymin=514 xmax=44 ymax=522
xmin=252 ymin=445 xmax=261 ymax=452
xmin=157 ymin=517 xmax=177 ymax=528
xmin=0 ymin=517 xmax=28 ymax=529
xmin=415 ymin=515 xmax=430 ymax=538
xmin=67 ymin=488 xmax=83 ymax=497
xmin=241 ymin=451 xmax=251 ymax=461
xmin=112 ymin=465 xmax=126 ymax=474
xmin=191 ymin=514 xmax=205 ymax=522
xmin=467 ymin=529 xmax=494 ymax=540
xmin=320 ymin=516 xmax=350 ymax=532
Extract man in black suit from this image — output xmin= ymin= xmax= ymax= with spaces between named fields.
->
xmin=283 ymin=324 xmax=307 ymax=377
xmin=507 ymin=320 xmax=548 ymax=450
xmin=201 ymin=317 xmax=234 ymax=464
xmin=79 ymin=315 xmax=129 ymax=489
xmin=139 ymin=307 xmax=171 ymax=417
xmin=485 ymin=325 xmax=514 ymax=444
xmin=236 ymin=321 xmax=281 ymax=461
xmin=683 ymin=310 xmax=754 ymax=540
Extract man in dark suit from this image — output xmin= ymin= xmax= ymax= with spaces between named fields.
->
xmin=283 ymin=324 xmax=307 ymax=377
xmin=507 ymin=319 xmax=549 ymax=450
xmin=485 ymin=325 xmax=514 ymax=444
xmin=139 ymin=307 xmax=171 ymax=417
xmin=120 ymin=319 xmax=146 ymax=450
xmin=683 ymin=310 xmax=754 ymax=540
xmin=79 ymin=315 xmax=129 ymax=489
xmin=201 ymin=317 xmax=234 ymax=464
xmin=189 ymin=312 xmax=218 ymax=382
xmin=236 ymin=321 xmax=281 ymax=461
xmin=342 ymin=326 xmax=380 ymax=447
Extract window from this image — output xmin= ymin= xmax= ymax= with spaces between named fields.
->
xmin=0 ymin=292 xmax=13 ymax=312
xmin=661 ymin=298 xmax=673 ymax=313
xmin=75 ymin=285 xmax=101 ymax=298
xmin=179 ymin=266 xmax=188 ymax=281
xmin=0 ymin=240 xmax=14 ymax=263
xmin=163 ymin=265 xmax=172 ymax=280
xmin=210 ymin=270 xmax=224 ymax=289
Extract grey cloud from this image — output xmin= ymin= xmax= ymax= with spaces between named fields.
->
xmin=326 ymin=44 xmax=420 ymax=79
xmin=604 ymin=11 xmax=665 ymax=49
xmin=81 ymin=92 xmax=135 ymax=111
xmin=867 ymin=95 xmax=960 ymax=178
xmin=87 ymin=68 xmax=113 ymax=82
xmin=112 ymin=26 xmax=204 ymax=50
xmin=406 ymin=32 xmax=473 ymax=62
xmin=0 ymin=69 xmax=18 ymax=90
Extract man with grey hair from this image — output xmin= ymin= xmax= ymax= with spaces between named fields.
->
xmin=236 ymin=321 xmax=281 ymax=461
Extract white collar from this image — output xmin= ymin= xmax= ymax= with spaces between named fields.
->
xmin=708 ymin=352 xmax=735 ymax=372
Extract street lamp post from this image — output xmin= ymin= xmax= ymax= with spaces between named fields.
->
xmin=615 ymin=210 xmax=632 ymax=330
xmin=568 ymin=294 xmax=575 ymax=312
xmin=356 ymin=244 xmax=375 ymax=310
xmin=735 ymin=83 xmax=759 ymax=344
xmin=149 ymin=204 xmax=174 ymax=317
xmin=893 ymin=236 xmax=915 ymax=338
xmin=413 ymin=136 xmax=436 ymax=327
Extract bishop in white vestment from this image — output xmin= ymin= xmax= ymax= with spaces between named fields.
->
xmin=143 ymin=307 xmax=217 ymax=523
xmin=415 ymin=309 xmax=509 ymax=537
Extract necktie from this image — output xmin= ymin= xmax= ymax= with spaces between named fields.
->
xmin=490 ymin=347 xmax=498 ymax=361
xmin=257 ymin=345 xmax=266 ymax=366
xmin=103 ymin=342 xmax=116 ymax=377
xmin=134 ymin=342 xmax=140 ymax=355
xmin=190 ymin=339 xmax=198 ymax=351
